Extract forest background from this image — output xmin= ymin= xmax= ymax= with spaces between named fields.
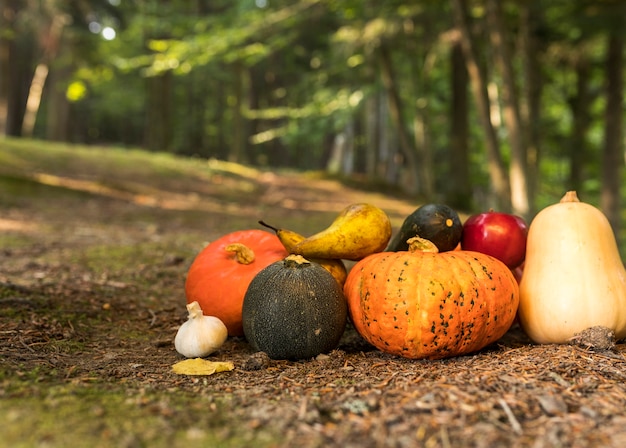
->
xmin=1 ymin=0 xmax=625 ymax=246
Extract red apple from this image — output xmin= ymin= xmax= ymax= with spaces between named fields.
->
xmin=461 ymin=211 xmax=528 ymax=269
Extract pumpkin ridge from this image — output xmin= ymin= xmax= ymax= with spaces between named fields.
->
xmin=344 ymin=247 xmax=519 ymax=359
xmin=461 ymin=255 xmax=497 ymax=351
xmin=401 ymin=253 xmax=425 ymax=356
xmin=459 ymin=253 xmax=517 ymax=351
xmin=425 ymin=254 xmax=464 ymax=356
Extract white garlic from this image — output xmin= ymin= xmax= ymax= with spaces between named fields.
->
xmin=174 ymin=301 xmax=228 ymax=358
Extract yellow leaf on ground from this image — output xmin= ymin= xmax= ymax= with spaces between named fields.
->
xmin=172 ymin=358 xmax=235 ymax=376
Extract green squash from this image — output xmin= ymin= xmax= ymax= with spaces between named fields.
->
xmin=242 ymin=255 xmax=347 ymax=360
xmin=387 ymin=203 xmax=463 ymax=252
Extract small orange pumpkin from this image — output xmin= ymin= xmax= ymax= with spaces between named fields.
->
xmin=185 ymin=230 xmax=288 ymax=336
xmin=344 ymin=237 xmax=519 ymax=359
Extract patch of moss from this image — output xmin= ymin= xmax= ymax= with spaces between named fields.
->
xmin=0 ymin=385 xmax=282 ymax=448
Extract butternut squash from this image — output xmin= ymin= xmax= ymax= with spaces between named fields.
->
xmin=518 ymin=191 xmax=626 ymax=344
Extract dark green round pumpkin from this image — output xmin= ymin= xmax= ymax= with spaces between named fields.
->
xmin=387 ymin=203 xmax=463 ymax=252
xmin=242 ymin=255 xmax=347 ymax=360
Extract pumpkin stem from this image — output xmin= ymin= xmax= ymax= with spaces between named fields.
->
xmin=560 ymin=191 xmax=580 ymax=204
xmin=284 ymin=254 xmax=311 ymax=267
xmin=407 ymin=236 xmax=439 ymax=253
xmin=225 ymin=243 xmax=256 ymax=264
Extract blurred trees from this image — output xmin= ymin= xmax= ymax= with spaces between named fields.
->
xmin=0 ymin=0 xmax=624 ymax=231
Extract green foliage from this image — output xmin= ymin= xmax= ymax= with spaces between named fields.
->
xmin=4 ymin=0 xmax=624 ymax=224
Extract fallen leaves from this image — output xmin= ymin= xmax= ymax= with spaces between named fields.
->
xmin=171 ymin=358 xmax=234 ymax=376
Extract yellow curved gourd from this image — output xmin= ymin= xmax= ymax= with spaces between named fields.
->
xmin=518 ymin=191 xmax=626 ymax=344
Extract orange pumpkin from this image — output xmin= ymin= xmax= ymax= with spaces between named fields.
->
xmin=344 ymin=237 xmax=519 ymax=359
xmin=185 ymin=230 xmax=288 ymax=336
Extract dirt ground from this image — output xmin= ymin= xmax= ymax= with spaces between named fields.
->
xmin=2 ymin=151 xmax=626 ymax=447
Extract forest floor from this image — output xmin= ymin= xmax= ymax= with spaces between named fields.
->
xmin=1 ymin=138 xmax=626 ymax=448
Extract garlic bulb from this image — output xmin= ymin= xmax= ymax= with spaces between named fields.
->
xmin=174 ymin=301 xmax=228 ymax=358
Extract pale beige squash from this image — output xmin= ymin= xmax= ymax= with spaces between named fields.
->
xmin=518 ymin=191 xmax=626 ymax=344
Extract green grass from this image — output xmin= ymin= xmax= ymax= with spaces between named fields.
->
xmin=0 ymin=385 xmax=279 ymax=448
xmin=0 ymin=137 xmax=264 ymax=199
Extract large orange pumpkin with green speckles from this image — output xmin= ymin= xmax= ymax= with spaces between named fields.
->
xmin=344 ymin=237 xmax=519 ymax=359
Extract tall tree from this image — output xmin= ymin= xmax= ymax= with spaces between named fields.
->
xmin=519 ymin=0 xmax=542 ymax=215
xmin=601 ymin=31 xmax=624 ymax=245
xmin=140 ymin=0 xmax=174 ymax=152
xmin=0 ymin=0 xmax=13 ymax=135
xmin=448 ymin=39 xmax=472 ymax=210
xmin=378 ymin=43 xmax=421 ymax=195
xmin=486 ymin=0 xmax=529 ymax=218
xmin=0 ymin=0 xmax=36 ymax=137
xmin=21 ymin=9 xmax=70 ymax=137
xmin=230 ymin=62 xmax=249 ymax=164
xmin=568 ymin=46 xmax=593 ymax=193
xmin=451 ymin=0 xmax=511 ymax=211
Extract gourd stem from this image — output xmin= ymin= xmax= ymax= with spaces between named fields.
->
xmin=560 ymin=191 xmax=580 ymax=203
xmin=258 ymin=220 xmax=279 ymax=232
xmin=407 ymin=236 xmax=439 ymax=253
xmin=225 ymin=243 xmax=256 ymax=264
xmin=284 ymin=254 xmax=311 ymax=267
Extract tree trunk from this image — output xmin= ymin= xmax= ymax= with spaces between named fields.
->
xmin=45 ymin=63 xmax=72 ymax=141
xmin=370 ymin=89 xmax=397 ymax=184
xmin=568 ymin=51 xmax=592 ymax=193
xmin=409 ymin=19 xmax=434 ymax=201
xmin=601 ymin=33 xmax=624 ymax=246
xmin=0 ymin=0 xmax=13 ymax=136
xmin=487 ymin=0 xmax=529 ymax=218
xmin=21 ymin=12 xmax=68 ymax=138
xmin=451 ymin=0 xmax=511 ymax=211
xmin=1 ymin=0 xmax=37 ymax=137
xmin=144 ymin=71 xmax=173 ymax=152
xmin=373 ymin=90 xmax=390 ymax=182
xmin=413 ymin=110 xmax=433 ymax=199
xmin=378 ymin=44 xmax=420 ymax=194
xmin=327 ymin=121 xmax=355 ymax=175
xmin=448 ymin=40 xmax=472 ymax=210
xmin=364 ymin=94 xmax=379 ymax=179
xmin=230 ymin=63 xmax=248 ymax=164
xmin=519 ymin=0 xmax=542 ymax=215
xmin=21 ymin=63 xmax=49 ymax=137
xmin=486 ymin=0 xmax=528 ymax=218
